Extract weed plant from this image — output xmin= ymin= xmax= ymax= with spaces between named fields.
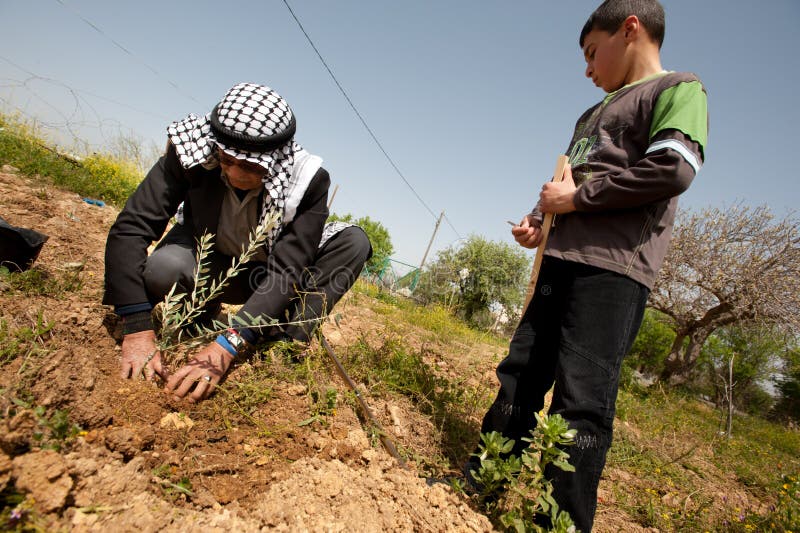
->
xmin=151 ymin=464 xmax=194 ymax=501
xmin=0 ymin=310 xmax=54 ymax=372
xmin=0 ymin=264 xmax=84 ymax=298
xmin=5 ymin=398 xmax=82 ymax=452
xmin=0 ymin=489 xmax=44 ymax=532
xmin=469 ymin=414 xmax=577 ymax=532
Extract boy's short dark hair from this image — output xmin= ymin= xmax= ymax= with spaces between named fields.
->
xmin=579 ymin=0 xmax=665 ymax=49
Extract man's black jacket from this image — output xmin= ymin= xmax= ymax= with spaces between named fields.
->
xmin=103 ymin=143 xmax=329 ymax=324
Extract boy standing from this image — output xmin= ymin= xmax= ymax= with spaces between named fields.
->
xmin=468 ymin=1 xmax=707 ymax=530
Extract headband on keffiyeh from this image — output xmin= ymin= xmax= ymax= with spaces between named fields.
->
xmin=166 ymin=83 xmax=302 ymax=250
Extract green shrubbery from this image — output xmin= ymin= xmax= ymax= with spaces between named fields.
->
xmin=0 ymin=114 xmax=142 ymax=206
xmin=327 ymin=213 xmax=394 ymax=272
xmin=469 ymin=414 xmax=577 ymax=532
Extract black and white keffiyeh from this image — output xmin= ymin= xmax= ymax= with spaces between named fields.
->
xmin=319 ymin=221 xmax=354 ymax=249
xmin=166 ymin=83 xmax=302 ymax=250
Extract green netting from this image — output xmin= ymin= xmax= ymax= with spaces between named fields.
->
xmin=362 ymin=257 xmax=420 ymax=293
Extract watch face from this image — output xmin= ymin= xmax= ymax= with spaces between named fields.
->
xmin=226 ymin=331 xmax=244 ymax=349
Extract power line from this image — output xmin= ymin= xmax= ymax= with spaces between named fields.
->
xmin=53 ymin=0 xmax=201 ymax=106
xmin=281 ymin=0 xmax=462 ymax=240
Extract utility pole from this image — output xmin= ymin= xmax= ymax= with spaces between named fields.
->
xmin=419 ymin=211 xmax=444 ymax=271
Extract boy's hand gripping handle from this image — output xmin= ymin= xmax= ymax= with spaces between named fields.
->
xmin=519 ymin=154 xmax=570 ymax=321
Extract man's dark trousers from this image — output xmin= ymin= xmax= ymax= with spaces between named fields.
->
xmin=480 ymin=257 xmax=649 ymax=532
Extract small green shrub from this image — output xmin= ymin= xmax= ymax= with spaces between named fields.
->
xmin=7 ymin=399 xmax=82 ymax=452
xmin=470 ymin=413 xmax=577 ymax=532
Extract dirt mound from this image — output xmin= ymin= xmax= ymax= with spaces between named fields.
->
xmin=0 ymin=168 xmax=494 ymax=531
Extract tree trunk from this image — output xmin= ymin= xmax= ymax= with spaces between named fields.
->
xmin=659 ymin=328 xmax=713 ymax=382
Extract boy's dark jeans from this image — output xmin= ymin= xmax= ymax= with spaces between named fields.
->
xmin=479 ymin=257 xmax=648 ymax=532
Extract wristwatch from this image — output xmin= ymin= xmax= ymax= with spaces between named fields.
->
xmin=223 ymin=328 xmax=247 ymax=355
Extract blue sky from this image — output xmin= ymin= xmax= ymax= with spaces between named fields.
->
xmin=1 ymin=1 xmax=798 ymax=268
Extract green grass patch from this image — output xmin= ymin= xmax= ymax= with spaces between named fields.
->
xmin=351 ymin=279 xmax=507 ymax=348
xmin=609 ymin=386 xmax=800 ymax=530
xmin=0 ymin=264 xmax=84 ymax=298
xmin=0 ymin=309 xmax=54 ymax=370
xmin=0 ymin=114 xmax=142 ymax=206
xmin=340 ymin=335 xmax=484 ymax=470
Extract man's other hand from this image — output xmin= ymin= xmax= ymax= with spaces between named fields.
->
xmin=120 ymin=330 xmax=165 ymax=381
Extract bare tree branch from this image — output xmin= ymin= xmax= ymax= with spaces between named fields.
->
xmin=650 ymin=204 xmax=800 ymax=380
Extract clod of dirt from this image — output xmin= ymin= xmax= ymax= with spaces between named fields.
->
xmin=0 ymin=410 xmax=38 ymax=455
xmin=12 ymin=450 xmax=73 ymax=513
xmin=0 ymin=452 xmax=11 ymax=491
xmin=104 ymin=426 xmax=155 ymax=460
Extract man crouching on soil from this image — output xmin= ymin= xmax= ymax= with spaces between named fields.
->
xmin=103 ymin=82 xmax=371 ymax=402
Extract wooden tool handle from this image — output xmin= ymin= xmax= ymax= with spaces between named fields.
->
xmin=519 ymin=154 xmax=570 ymax=319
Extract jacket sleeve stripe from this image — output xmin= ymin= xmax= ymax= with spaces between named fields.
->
xmin=645 ymin=139 xmax=701 ymax=174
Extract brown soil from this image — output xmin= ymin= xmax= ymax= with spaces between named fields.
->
xmin=0 ymin=168 xmax=495 ymax=532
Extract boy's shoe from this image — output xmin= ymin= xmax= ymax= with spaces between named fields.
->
xmin=462 ymin=456 xmax=486 ymax=495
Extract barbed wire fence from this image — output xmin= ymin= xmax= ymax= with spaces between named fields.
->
xmin=1 ymin=64 xmax=473 ymax=303
xmin=0 ymin=69 xmax=163 ymax=173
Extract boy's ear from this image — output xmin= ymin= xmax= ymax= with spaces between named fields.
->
xmin=622 ymin=15 xmax=640 ymax=43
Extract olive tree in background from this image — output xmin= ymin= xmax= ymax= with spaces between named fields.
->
xmin=415 ymin=235 xmax=530 ymax=329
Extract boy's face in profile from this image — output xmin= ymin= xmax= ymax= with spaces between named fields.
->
xmin=582 ymin=26 xmax=628 ymax=93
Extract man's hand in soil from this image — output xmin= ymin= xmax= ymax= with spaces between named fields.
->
xmin=539 ymin=163 xmax=577 ymax=214
xmin=120 ymin=330 xmax=165 ymax=381
xmin=165 ymin=342 xmax=233 ymax=403
xmin=512 ymin=214 xmax=544 ymax=249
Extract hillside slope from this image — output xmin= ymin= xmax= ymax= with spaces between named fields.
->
xmin=1 ymin=166 xmax=795 ymax=532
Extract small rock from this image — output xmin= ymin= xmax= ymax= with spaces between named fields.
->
xmin=1 ymin=164 xmax=19 ymax=174
xmin=361 ymin=449 xmax=378 ymax=463
xmin=386 ymin=404 xmax=408 ymax=437
xmin=104 ymin=427 xmax=141 ymax=460
xmin=159 ymin=412 xmax=195 ymax=430
xmin=82 ymin=429 xmax=101 ymax=444
xmin=0 ymin=453 xmax=11 ymax=491
xmin=286 ymin=384 xmax=307 ymax=396
xmin=71 ymin=509 xmax=99 ymax=528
